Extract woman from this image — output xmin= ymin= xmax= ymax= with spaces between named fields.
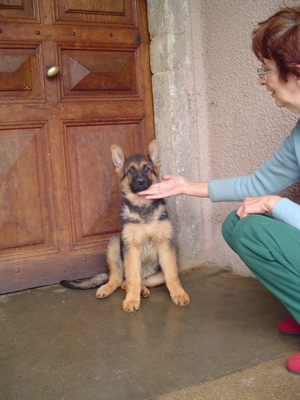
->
xmin=139 ymin=7 xmax=300 ymax=374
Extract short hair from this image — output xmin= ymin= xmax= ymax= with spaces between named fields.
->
xmin=252 ymin=7 xmax=300 ymax=81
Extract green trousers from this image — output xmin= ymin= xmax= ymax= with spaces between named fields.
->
xmin=222 ymin=211 xmax=300 ymax=324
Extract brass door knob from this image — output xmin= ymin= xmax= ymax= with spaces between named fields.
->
xmin=47 ymin=66 xmax=60 ymax=77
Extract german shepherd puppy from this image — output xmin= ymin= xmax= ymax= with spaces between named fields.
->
xmin=61 ymin=140 xmax=190 ymax=312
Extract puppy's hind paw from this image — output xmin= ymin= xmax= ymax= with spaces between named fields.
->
xmin=141 ymin=285 xmax=150 ymax=298
xmin=96 ymin=286 xmax=110 ymax=299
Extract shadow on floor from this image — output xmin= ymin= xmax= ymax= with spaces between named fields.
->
xmin=1 ymin=266 xmax=299 ymax=400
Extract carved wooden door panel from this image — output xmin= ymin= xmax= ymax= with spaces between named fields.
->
xmin=0 ymin=0 xmax=154 ymax=293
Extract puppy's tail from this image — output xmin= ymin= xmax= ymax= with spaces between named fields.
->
xmin=60 ymin=273 xmax=109 ymax=290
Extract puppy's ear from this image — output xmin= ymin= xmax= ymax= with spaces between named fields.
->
xmin=148 ymin=140 xmax=161 ymax=174
xmin=111 ymin=144 xmax=125 ymax=177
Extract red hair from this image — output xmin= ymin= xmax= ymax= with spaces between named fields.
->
xmin=252 ymin=7 xmax=300 ymax=81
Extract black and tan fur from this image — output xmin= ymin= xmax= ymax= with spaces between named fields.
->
xmin=61 ymin=140 xmax=190 ymax=312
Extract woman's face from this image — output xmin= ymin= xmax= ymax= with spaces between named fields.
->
xmin=259 ymin=59 xmax=300 ymax=113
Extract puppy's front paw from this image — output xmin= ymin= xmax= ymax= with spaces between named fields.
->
xmin=123 ymin=298 xmax=140 ymax=312
xmin=171 ymin=291 xmax=190 ymax=306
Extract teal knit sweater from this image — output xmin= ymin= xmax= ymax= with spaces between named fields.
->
xmin=208 ymin=119 xmax=300 ymax=230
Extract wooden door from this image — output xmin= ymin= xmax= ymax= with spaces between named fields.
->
xmin=0 ymin=0 xmax=154 ymax=293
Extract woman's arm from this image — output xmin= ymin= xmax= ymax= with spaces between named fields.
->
xmin=209 ymin=130 xmax=300 ymax=202
xmin=140 ymin=174 xmax=300 ymax=229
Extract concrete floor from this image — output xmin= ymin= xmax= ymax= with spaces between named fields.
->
xmin=1 ymin=265 xmax=300 ymax=400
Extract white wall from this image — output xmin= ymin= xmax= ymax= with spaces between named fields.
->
xmin=147 ymin=0 xmax=300 ymax=276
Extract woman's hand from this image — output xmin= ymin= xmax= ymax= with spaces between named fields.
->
xmin=237 ymin=195 xmax=282 ymax=218
xmin=138 ymin=174 xmax=186 ymax=199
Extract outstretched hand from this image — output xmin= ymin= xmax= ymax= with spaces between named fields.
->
xmin=138 ymin=174 xmax=186 ymax=199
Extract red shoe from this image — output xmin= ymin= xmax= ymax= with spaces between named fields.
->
xmin=278 ymin=317 xmax=300 ymax=336
xmin=287 ymin=352 xmax=300 ymax=374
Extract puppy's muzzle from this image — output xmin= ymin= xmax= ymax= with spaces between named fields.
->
xmin=131 ymin=176 xmax=151 ymax=193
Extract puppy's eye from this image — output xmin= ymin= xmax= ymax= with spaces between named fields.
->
xmin=143 ymin=165 xmax=151 ymax=173
xmin=128 ymin=167 xmax=135 ymax=174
